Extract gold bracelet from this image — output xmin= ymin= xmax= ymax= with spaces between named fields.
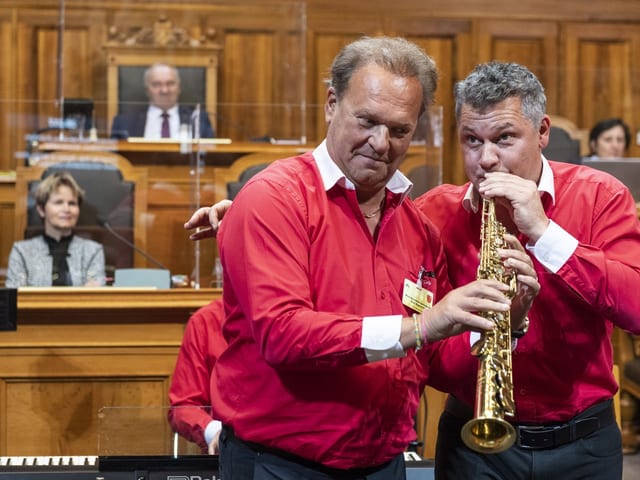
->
xmin=413 ymin=313 xmax=423 ymax=351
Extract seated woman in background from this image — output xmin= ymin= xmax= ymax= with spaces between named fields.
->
xmin=6 ymin=172 xmax=105 ymax=287
xmin=588 ymin=117 xmax=631 ymax=159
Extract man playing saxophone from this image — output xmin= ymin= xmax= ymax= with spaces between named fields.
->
xmin=420 ymin=62 xmax=640 ymax=479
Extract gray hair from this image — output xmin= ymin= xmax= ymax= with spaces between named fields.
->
xmin=329 ymin=36 xmax=438 ymax=113
xmin=454 ymin=62 xmax=546 ymax=127
xmin=143 ymin=63 xmax=181 ymax=87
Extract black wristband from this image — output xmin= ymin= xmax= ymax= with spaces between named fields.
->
xmin=512 ymin=317 xmax=530 ymax=339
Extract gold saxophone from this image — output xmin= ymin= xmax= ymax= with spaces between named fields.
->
xmin=460 ymin=197 xmax=518 ymax=453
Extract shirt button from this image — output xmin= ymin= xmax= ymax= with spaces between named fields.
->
xmin=380 ymin=291 xmax=386 ymax=299
xmin=519 ymin=388 xmax=527 ymax=395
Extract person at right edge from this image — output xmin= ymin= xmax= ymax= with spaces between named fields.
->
xmin=206 ymin=38 xmax=539 ymax=480
xmin=420 ymin=62 xmax=640 ymax=479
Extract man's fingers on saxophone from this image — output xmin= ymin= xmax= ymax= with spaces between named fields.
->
xmin=502 ymin=233 xmax=525 ymax=251
xmin=516 ymin=272 xmax=540 ymax=293
xmin=500 ymin=250 xmax=539 ymax=295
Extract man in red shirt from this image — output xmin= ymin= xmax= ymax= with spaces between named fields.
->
xmin=421 ymin=62 xmax=640 ymax=479
xmin=185 ymin=37 xmax=537 ymax=480
xmin=168 ymin=299 xmax=226 ymax=454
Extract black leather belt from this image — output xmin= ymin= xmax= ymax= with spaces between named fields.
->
xmin=445 ymin=396 xmax=615 ymax=450
xmin=221 ymin=425 xmax=396 ymax=478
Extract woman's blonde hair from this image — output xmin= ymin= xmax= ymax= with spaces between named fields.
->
xmin=34 ymin=171 xmax=84 ymax=209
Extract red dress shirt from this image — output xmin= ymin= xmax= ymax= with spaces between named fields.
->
xmin=213 ymin=150 xmax=450 ymax=469
xmin=417 ymin=159 xmax=640 ymax=423
xmin=168 ymin=299 xmax=226 ymax=450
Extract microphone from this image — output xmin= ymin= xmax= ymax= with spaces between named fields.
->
xmin=96 ymin=215 xmax=169 ymax=270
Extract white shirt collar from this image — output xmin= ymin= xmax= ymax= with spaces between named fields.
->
xmin=538 ymin=155 xmax=556 ymax=204
xmin=148 ymin=104 xmax=179 ymax=116
xmin=463 ymin=155 xmax=556 ymax=212
xmin=312 ymin=140 xmax=413 ymax=197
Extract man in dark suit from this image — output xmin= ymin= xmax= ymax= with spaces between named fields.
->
xmin=110 ymin=63 xmax=214 ymax=140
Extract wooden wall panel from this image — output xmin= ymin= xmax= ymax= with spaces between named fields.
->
xmin=13 ymin=21 xmax=39 ymax=167
xmin=60 ymin=28 xmax=93 ymax=99
xmin=476 ymin=20 xmax=559 ymax=115
xmin=303 ymin=0 xmax=640 ymax=22
xmin=389 ymin=17 xmax=472 ymax=184
xmin=306 ymin=11 xmax=382 ymax=143
xmin=0 ymin=16 xmax=15 ymax=172
xmin=3 ymin=376 xmax=170 ymax=456
xmin=220 ymin=32 xmax=275 ymax=140
xmin=275 ymin=31 xmax=306 ymax=141
xmin=12 ymin=8 xmax=106 ymax=166
xmin=308 ymin=32 xmax=359 ymax=141
xmin=562 ymin=23 xmax=640 ymax=157
xmin=36 ymin=27 xmax=58 ymax=119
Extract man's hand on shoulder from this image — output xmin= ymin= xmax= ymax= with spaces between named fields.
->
xmin=184 ymin=199 xmax=233 ymax=240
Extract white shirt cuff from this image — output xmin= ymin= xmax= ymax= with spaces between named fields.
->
xmin=361 ymin=314 xmax=406 ymax=362
xmin=204 ymin=419 xmax=222 ymax=445
xmin=526 ymin=220 xmax=578 ymax=273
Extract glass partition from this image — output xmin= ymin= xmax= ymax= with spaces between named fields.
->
xmin=411 ymin=105 xmax=444 ymax=200
xmin=3 ymin=0 xmax=309 ymax=289
xmin=0 ymin=0 xmax=444 ymax=290
xmin=98 ymin=406 xmax=204 ymax=456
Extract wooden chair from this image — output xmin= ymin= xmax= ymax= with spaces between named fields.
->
xmin=543 ymin=126 xmax=582 ymax=164
xmin=211 ymin=151 xmax=300 ymax=203
xmin=547 ymin=115 xmax=590 ymax=157
xmin=14 ymin=151 xmax=149 ymax=276
xmin=226 ymin=163 xmax=270 ymax=200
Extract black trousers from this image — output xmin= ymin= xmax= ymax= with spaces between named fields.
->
xmin=218 ymin=426 xmax=407 ymax=480
xmin=434 ymin=398 xmax=622 ymax=480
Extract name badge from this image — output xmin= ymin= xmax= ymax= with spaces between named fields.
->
xmin=402 ymin=278 xmax=433 ymax=314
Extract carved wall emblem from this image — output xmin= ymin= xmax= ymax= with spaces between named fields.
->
xmin=107 ymin=15 xmax=217 ymax=47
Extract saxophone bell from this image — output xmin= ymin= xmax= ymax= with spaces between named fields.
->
xmin=461 ymin=416 xmax=516 ymax=453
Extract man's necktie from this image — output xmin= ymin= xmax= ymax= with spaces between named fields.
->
xmin=161 ymin=112 xmax=170 ymax=138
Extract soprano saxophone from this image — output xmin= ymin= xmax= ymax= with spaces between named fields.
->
xmin=460 ymin=197 xmax=518 ymax=453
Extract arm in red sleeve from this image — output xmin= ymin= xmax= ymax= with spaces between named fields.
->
xmin=552 ymin=186 xmax=640 ymax=333
xmin=168 ymin=300 xmax=226 ymax=450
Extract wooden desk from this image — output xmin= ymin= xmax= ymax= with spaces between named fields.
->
xmin=0 ymin=287 xmax=220 ymax=456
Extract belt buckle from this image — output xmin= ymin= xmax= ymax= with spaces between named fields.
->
xmin=517 ymin=425 xmax=557 ymax=450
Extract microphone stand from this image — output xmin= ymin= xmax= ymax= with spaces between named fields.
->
xmin=98 ymin=217 xmax=168 ymax=270
xmin=56 ymin=0 xmax=65 ymax=140
xmin=190 ymin=105 xmax=203 ymax=289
